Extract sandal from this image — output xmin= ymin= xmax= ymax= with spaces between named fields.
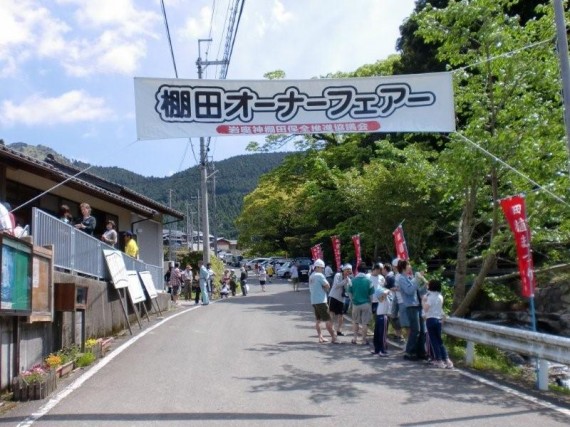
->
xmin=319 ymin=338 xmax=329 ymax=344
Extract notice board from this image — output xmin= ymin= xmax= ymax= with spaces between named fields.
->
xmin=126 ymin=270 xmax=146 ymax=304
xmin=103 ymin=249 xmax=129 ymax=289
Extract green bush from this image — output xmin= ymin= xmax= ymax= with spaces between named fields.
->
xmin=75 ymin=352 xmax=96 ymax=368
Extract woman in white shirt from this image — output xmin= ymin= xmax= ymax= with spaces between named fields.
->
xmin=422 ymin=280 xmax=453 ymax=369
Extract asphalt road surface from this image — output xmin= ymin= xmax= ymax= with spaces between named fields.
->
xmin=3 ymin=278 xmax=570 ymax=426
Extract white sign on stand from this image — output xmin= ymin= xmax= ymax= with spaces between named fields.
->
xmin=126 ymin=270 xmax=147 ymax=304
xmin=138 ymin=271 xmax=158 ymax=298
xmin=103 ymin=249 xmax=129 ymax=289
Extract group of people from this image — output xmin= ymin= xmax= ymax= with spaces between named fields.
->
xmin=308 ymin=258 xmax=453 ymax=369
xmin=59 ymin=202 xmax=139 ymax=259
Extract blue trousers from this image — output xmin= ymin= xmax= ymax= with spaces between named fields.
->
xmin=373 ymin=314 xmax=388 ymax=354
xmin=426 ymin=317 xmax=448 ymax=361
xmin=405 ymin=306 xmax=426 ymax=357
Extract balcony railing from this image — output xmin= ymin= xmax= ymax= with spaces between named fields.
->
xmin=31 ymin=208 xmax=164 ymax=290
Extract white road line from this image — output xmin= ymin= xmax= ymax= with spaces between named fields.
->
xmin=16 ymin=304 xmax=203 ymax=427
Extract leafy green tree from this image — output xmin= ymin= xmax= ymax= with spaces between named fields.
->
xmin=415 ymin=0 xmax=569 ymax=314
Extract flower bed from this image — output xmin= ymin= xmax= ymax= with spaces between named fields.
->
xmin=12 ymin=365 xmax=57 ymax=401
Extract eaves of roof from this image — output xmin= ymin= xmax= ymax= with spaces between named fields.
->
xmin=0 ymin=144 xmax=184 ymax=220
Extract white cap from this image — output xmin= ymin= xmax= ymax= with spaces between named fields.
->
xmin=392 ymin=258 xmax=400 ymax=267
xmin=314 ymin=259 xmax=325 ymax=268
xmin=342 ymin=264 xmax=353 ymax=271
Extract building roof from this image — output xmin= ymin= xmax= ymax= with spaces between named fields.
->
xmin=0 ymin=144 xmax=184 ymax=219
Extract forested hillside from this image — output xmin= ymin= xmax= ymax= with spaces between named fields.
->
xmin=7 ymin=142 xmax=288 ymax=238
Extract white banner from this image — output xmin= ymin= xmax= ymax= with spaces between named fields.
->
xmin=134 ymin=72 xmax=455 ymax=139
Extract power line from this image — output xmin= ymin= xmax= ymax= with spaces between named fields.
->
xmin=160 ymin=0 xmax=178 ymax=78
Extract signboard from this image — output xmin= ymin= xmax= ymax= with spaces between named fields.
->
xmin=134 ymin=72 xmax=456 ymax=139
xmin=126 ymin=270 xmax=146 ymax=304
xmin=29 ymin=245 xmax=54 ymax=322
xmin=103 ymin=249 xmax=129 ymax=289
xmin=138 ymin=271 xmax=158 ymax=299
xmin=1 ymin=234 xmax=33 ymax=315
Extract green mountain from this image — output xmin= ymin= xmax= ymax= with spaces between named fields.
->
xmin=7 ymin=142 xmax=289 ymax=239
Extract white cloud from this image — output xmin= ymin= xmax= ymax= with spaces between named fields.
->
xmin=179 ymin=6 xmax=214 ymax=40
xmin=0 ymin=0 xmax=160 ymax=77
xmin=0 ymin=90 xmax=113 ymax=126
xmin=272 ymin=0 xmax=293 ymax=24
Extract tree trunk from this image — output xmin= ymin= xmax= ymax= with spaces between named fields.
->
xmin=452 ymin=184 xmax=478 ymax=311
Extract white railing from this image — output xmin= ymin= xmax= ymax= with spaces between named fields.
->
xmin=443 ymin=317 xmax=570 ymax=390
xmin=31 ymin=208 xmax=164 ymax=290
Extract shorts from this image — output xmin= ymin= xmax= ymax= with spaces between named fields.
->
xmin=352 ymin=303 xmax=372 ymax=325
xmin=328 ymin=297 xmax=344 ymax=315
xmin=260 ymin=280 xmax=266 ymax=285
xmin=171 ymin=285 xmax=181 ymax=295
xmin=292 ymin=277 xmax=299 ymax=283
xmin=399 ymin=302 xmax=410 ymax=328
xmin=313 ymin=303 xmax=331 ymax=322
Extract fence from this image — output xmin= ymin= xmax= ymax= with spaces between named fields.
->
xmin=443 ymin=317 xmax=570 ymax=390
xmin=31 ymin=208 xmax=164 ymax=290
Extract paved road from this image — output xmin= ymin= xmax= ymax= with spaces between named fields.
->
xmin=3 ymin=279 xmax=570 ymax=426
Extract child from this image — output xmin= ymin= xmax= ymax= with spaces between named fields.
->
xmin=422 ymin=280 xmax=453 ymax=369
xmin=371 ymin=285 xmax=392 ymax=357
xmin=220 ymin=282 xmax=230 ymax=298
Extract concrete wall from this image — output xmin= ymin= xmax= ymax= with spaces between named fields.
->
xmin=0 ymin=272 xmax=171 ymax=390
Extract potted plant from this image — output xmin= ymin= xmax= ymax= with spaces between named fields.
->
xmin=12 ymin=364 xmax=57 ymax=401
xmin=85 ymin=338 xmax=102 ymax=359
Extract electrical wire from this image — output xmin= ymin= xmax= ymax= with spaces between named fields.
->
xmin=160 ymin=0 xmax=178 ymax=78
xmin=451 ymin=38 xmax=554 ymax=74
xmin=453 ymin=133 xmax=570 ymax=209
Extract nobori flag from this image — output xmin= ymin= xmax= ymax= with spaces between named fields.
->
xmin=134 ymin=72 xmax=455 ymax=139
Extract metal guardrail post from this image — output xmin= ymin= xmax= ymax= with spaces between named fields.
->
xmin=465 ymin=341 xmax=475 ymax=366
xmin=538 ymin=359 xmax=549 ymax=391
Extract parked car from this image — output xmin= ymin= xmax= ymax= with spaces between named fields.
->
xmin=297 ymin=260 xmax=312 ymax=283
xmin=277 ymin=261 xmax=293 ymax=278
xmin=245 ymin=258 xmax=269 ymax=270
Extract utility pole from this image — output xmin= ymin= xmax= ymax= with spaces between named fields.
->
xmin=196 ymin=189 xmax=201 ymax=251
xmin=210 ymin=163 xmax=218 ymax=255
xmin=196 ymin=38 xmax=228 ymax=263
xmin=168 ymin=189 xmax=173 ymax=262
xmin=554 ymin=0 xmax=570 ymax=176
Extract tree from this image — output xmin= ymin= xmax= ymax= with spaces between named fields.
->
xmin=415 ymin=0 xmax=569 ymax=315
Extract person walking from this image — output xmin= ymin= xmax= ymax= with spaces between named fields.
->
xmin=290 ymin=262 xmax=299 ymax=292
xmin=347 ymin=264 xmax=374 ymax=345
xmin=181 ymin=264 xmax=193 ymax=301
xmin=198 ymin=260 xmax=210 ymax=305
xmin=258 ymin=264 xmax=267 ymax=292
xmin=169 ymin=262 xmax=182 ymax=305
xmin=308 ymin=259 xmax=337 ymax=344
xmin=240 ymin=266 xmax=248 ymax=296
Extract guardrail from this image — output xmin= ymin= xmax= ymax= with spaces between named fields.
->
xmin=31 ymin=208 xmax=164 ymax=290
xmin=443 ymin=317 xmax=570 ymax=390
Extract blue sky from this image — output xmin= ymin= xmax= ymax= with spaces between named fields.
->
xmin=0 ymin=0 xmax=416 ymax=177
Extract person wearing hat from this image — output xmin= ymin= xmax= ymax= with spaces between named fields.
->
xmin=124 ymin=231 xmax=139 ymax=259
xmin=308 ymin=259 xmax=337 ymax=344
xmin=328 ymin=263 xmax=352 ymax=336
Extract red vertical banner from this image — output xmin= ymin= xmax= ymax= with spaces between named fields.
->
xmin=310 ymin=245 xmax=319 ymax=261
xmin=392 ymin=225 xmax=409 ymax=261
xmin=352 ymin=234 xmax=361 ymax=268
xmin=317 ymin=244 xmax=324 ymax=261
xmin=499 ymin=195 xmax=535 ymax=298
xmin=331 ymin=236 xmax=342 ymax=271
